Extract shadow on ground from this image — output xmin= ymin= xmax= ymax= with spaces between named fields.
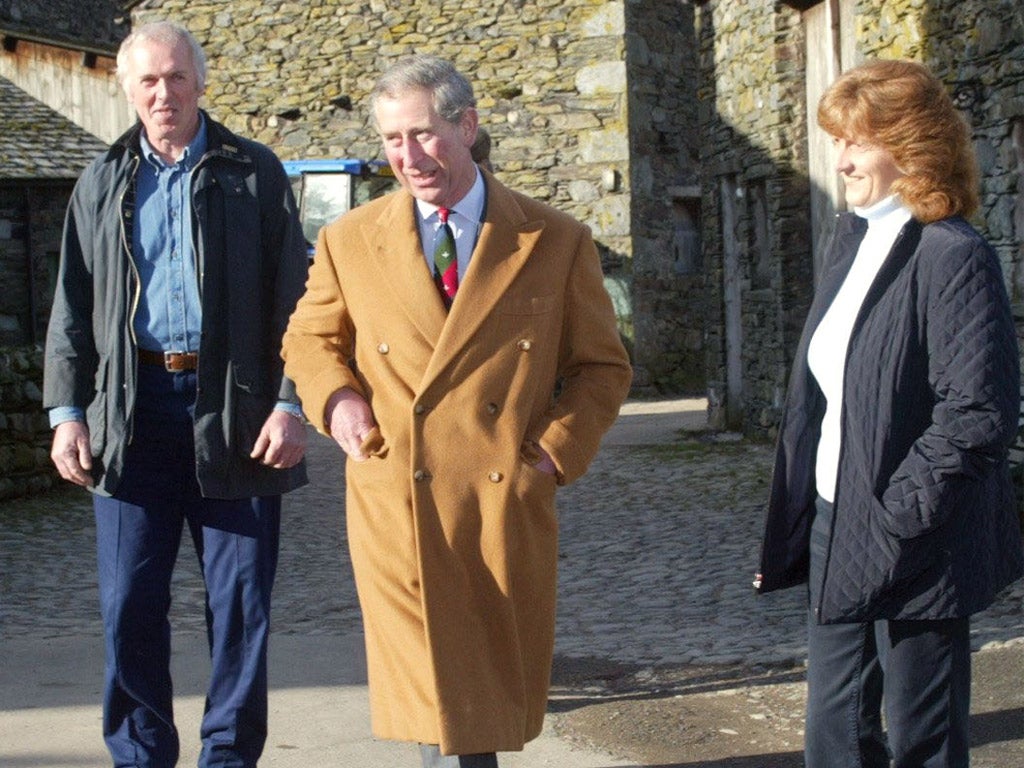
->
xmin=550 ymin=645 xmax=1024 ymax=768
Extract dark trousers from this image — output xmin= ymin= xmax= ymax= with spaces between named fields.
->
xmin=805 ymin=500 xmax=971 ymax=767
xmin=419 ymin=745 xmax=499 ymax=767
xmin=93 ymin=365 xmax=281 ymax=767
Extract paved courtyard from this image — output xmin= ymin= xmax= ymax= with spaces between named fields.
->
xmin=2 ymin=398 xmax=1022 ymax=766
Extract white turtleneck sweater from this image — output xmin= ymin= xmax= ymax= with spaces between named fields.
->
xmin=807 ymin=195 xmax=912 ymax=502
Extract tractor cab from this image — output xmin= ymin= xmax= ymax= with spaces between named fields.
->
xmin=283 ymin=159 xmax=398 ymax=258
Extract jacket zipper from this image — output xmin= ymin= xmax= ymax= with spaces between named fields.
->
xmin=121 ymin=153 xmax=142 ymax=445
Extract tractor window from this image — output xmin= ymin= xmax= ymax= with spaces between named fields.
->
xmin=298 ymin=172 xmax=352 ymax=246
xmin=353 ymin=172 xmax=399 ymax=207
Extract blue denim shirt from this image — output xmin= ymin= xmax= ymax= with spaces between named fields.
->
xmin=132 ymin=116 xmax=207 ymax=353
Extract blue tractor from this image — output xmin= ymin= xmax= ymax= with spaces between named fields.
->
xmin=282 ymin=159 xmax=399 ymax=258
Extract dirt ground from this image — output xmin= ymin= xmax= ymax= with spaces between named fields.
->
xmin=550 ymin=644 xmax=1024 ymax=767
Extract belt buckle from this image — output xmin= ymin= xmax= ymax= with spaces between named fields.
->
xmin=164 ymin=350 xmax=188 ymax=371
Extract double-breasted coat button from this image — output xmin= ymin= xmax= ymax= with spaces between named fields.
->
xmin=377 ymin=342 xmax=390 ymax=354
xmin=488 ymin=471 xmax=503 ymax=483
xmin=486 ymin=402 xmax=499 ymax=415
xmin=413 ymin=469 xmax=431 ymax=482
xmin=517 ymin=339 xmax=532 ymax=351
xmin=414 ymin=403 xmax=427 ymax=415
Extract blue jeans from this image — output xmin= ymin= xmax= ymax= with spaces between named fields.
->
xmin=805 ymin=497 xmax=971 ymax=767
xmin=94 ymin=365 xmax=281 ymax=767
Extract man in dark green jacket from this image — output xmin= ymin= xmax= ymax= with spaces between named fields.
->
xmin=43 ymin=20 xmax=307 ymax=767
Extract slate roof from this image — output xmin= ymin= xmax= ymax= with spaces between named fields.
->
xmin=0 ymin=0 xmax=130 ymax=54
xmin=0 ymin=76 xmax=109 ymax=180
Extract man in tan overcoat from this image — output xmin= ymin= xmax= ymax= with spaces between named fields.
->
xmin=281 ymin=54 xmax=632 ymax=768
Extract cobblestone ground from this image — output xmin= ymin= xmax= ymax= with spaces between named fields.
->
xmin=2 ymin=426 xmax=1022 ymax=662
xmin=3 ymin=412 xmax=1023 ymax=765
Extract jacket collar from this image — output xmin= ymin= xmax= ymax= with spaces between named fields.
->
xmin=829 ymin=211 xmax=923 ymax=284
xmin=114 ymin=110 xmax=249 ymax=166
xmin=809 ymin=212 xmax=923 ymax=343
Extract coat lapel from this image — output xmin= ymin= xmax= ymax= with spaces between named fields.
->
xmin=362 ymin=192 xmax=449 ymax=345
xmin=360 ymin=182 xmax=545 ymax=394
xmin=806 ymin=214 xmax=867 ymax=335
xmin=420 ymin=180 xmax=544 ymax=392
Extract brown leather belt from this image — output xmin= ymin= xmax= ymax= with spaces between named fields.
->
xmin=138 ymin=349 xmax=199 ymax=371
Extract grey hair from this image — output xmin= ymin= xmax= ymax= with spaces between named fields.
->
xmin=369 ymin=54 xmax=476 ymax=130
xmin=116 ymin=21 xmax=207 ymax=94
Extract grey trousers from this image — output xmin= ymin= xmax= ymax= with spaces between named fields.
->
xmin=419 ymin=744 xmax=498 ymax=768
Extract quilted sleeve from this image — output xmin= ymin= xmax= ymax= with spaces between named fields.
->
xmin=880 ymin=230 xmax=1020 ymax=539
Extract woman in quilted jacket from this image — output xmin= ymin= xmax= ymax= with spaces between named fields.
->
xmin=756 ymin=59 xmax=1024 ymax=767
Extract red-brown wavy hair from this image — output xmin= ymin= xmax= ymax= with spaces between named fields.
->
xmin=817 ymin=59 xmax=979 ymax=223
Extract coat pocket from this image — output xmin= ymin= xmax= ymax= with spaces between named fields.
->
xmin=231 ymin=361 xmax=268 ymax=396
xmin=232 ymin=389 xmax=275 ymax=456
xmin=85 ymin=361 xmax=108 ymax=458
xmin=497 ymin=293 xmax=556 ymax=316
xmin=513 ymin=458 xmax=558 ymax=507
xmin=865 ymin=495 xmax=938 ymax=607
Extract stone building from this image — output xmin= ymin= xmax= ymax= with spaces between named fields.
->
xmin=6 ymin=0 xmax=1022 ymax=455
xmin=0 ymin=78 xmax=109 ymax=345
xmin=0 ymin=0 xmax=707 ymax=498
xmin=695 ymin=0 xmax=1024 ymax=434
xmin=122 ymin=0 xmax=705 ymax=393
xmin=0 ymin=0 xmax=134 ymax=143
xmin=0 ymin=0 xmax=127 ymax=497
xmin=0 ymin=77 xmax=109 ymax=498
xmin=2 ymin=0 xmax=709 ymax=395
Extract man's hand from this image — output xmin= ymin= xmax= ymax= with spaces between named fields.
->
xmin=250 ymin=410 xmax=308 ymax=468
xmin=534 ymin=446 xmax=558 ymax=476
xmin=50 ymin=421 xmax=93 ymax=487
xmin=325 ymin=388 xmax=378 ymax=461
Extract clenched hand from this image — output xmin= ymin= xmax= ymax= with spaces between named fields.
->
xmin=250 ymin=409 xmax=308 ymax=468
xmin=51 ymin=420 xmax=93 ymax=487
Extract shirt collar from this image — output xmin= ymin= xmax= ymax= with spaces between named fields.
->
xmin=140 ymin=113 xmax=208 ymax=171
xmin=415 ymin=166 xmax=486 ymax=227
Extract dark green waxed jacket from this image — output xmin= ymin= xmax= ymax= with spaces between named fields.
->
xmin=44 ymin=113 xmax=308 ymax=498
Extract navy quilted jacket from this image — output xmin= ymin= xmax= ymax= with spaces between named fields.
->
xmin=757 ymin=212 xmax=1024 ymax=623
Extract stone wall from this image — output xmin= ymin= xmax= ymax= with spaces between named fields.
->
xmin=626 ymin=1 xmax=705 ymax=393
xmin=133 ymin=0 xmax=633 ymax=221
xmin=130 ymin=0 xmax=703 ymax=393
xmin=698 ymin=0 xmax=1024 ymax=436
xmin=0 ymin=183 xmax=70 ymax=346
xmin=696 ymin=3 xmax=813 ymax=431
xmin=0 ymin=345 xmax=56 ymax=500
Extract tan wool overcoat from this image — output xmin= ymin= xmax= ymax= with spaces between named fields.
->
xmin=281 ymin=174 xmax=632 ymax=755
